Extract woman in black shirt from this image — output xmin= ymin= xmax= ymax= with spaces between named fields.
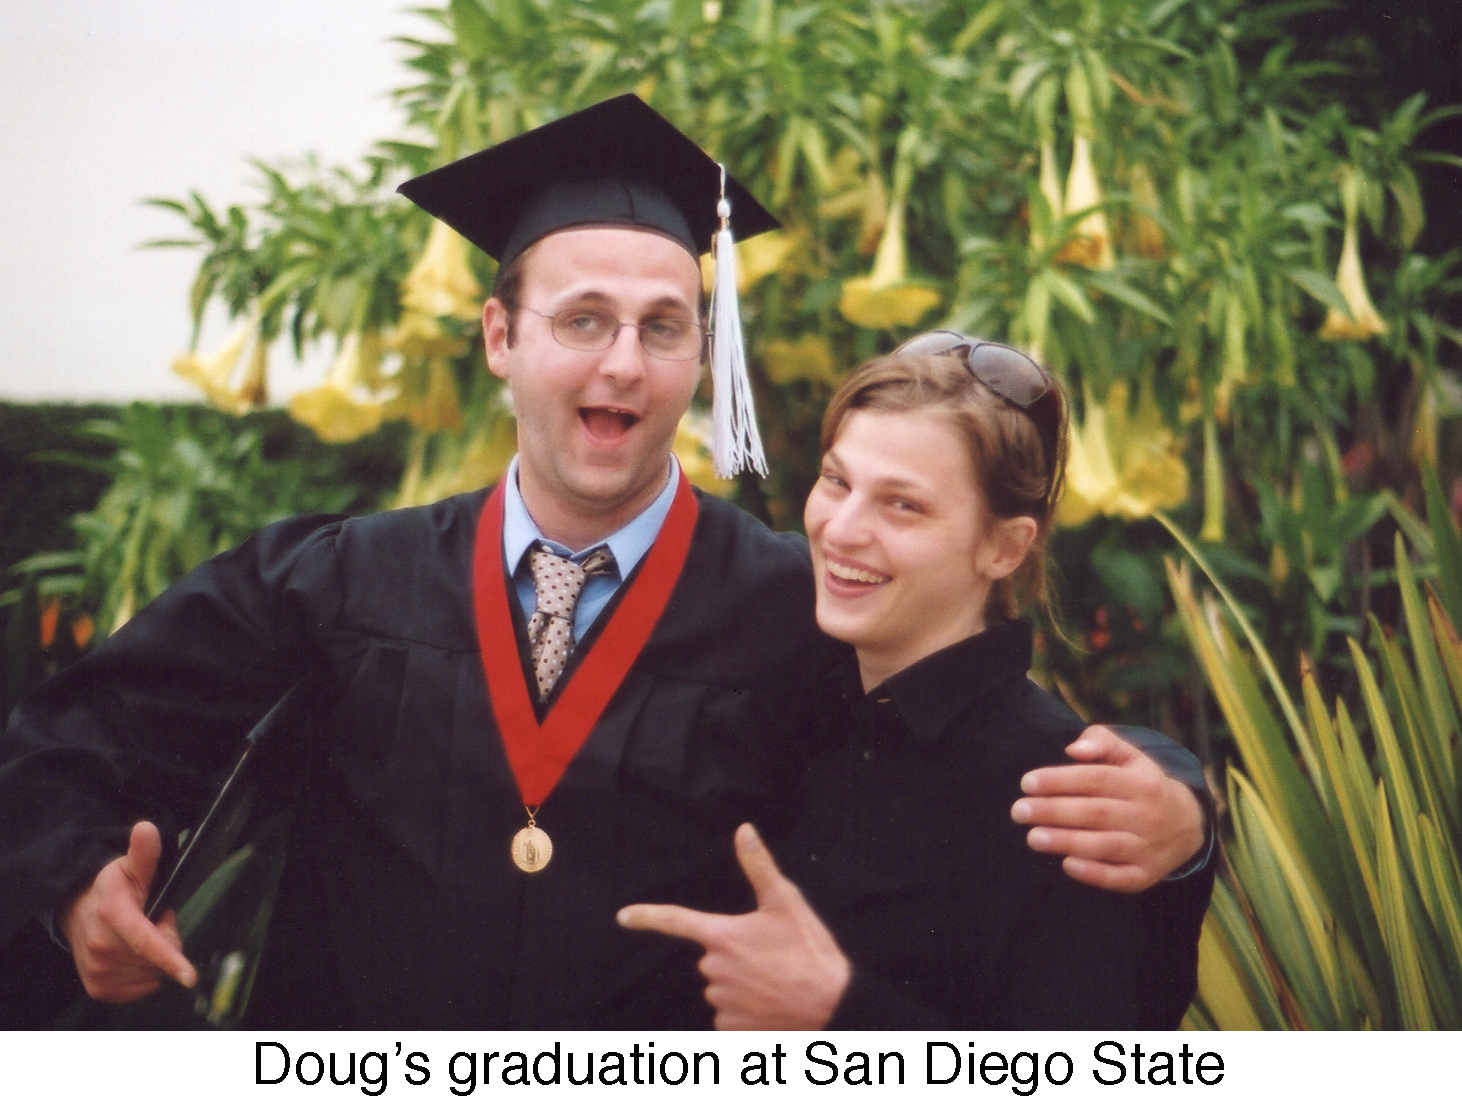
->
xmin=622 ymin=335 xmax=1210 ymax=1028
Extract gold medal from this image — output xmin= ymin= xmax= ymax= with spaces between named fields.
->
xmin=511 ymin=821 xmax=553 ymax=872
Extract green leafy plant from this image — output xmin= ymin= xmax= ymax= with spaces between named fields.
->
xmin=1164 ymin=469 xmax=1462 ymax=1028
xmin=8 ymin=404 xmax=365 ymax=641
xmin=147 ymin=1 xmax=1460 ymax=730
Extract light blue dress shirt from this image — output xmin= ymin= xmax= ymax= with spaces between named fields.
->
xmin=501 ymin=455 xmax=680 ymax=641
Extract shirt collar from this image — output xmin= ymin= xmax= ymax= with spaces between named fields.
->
xmin=864 ymin=618 xmax=1036 ymax=742
xmin=501 ymin=455 xmax=680 ymax=576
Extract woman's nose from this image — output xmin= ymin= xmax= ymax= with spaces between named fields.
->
xmin=822 ymin=494 xmax=872 ymax=547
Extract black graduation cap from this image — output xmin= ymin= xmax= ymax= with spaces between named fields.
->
xmin=396 ymin=93 xmax=778 ymax=265
xmin=397 ymin=94 xmax=776 ymax=477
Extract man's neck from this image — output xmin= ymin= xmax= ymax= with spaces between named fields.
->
xmin=516 ymin=462 xmax=672 ymax=552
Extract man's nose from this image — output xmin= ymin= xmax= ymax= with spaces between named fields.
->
xmin=598 ymin=322 xmax=649 ymax=381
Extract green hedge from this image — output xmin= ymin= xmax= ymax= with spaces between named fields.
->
xmin=0 ymin=402 xmax=408 ymax=714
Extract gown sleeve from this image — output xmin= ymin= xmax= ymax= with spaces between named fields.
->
xmin=0 ymin=512 xmax=347 ymax=944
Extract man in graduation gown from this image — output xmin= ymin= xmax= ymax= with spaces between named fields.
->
xmin=0 ymin=96 xmax=1210 ymax=1028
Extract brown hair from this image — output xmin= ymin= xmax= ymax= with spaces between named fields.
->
xmin=819 ymin=349 xmax=1068 ymax=625
xmin=491 ymin=247 xmax=528 ymax=346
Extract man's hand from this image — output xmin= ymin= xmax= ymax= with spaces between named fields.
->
xmin=59 ymin=820 xmax=197 ymax=1002
xmin=1011 ymin=726 xmax=1205 ymax=893
xmin=618 ymin=823 xmax=850 ymax=1030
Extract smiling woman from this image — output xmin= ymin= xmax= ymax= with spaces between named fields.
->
xmin=807 ymin=340 xmax=1064 ymax=692
xmin=780 ymin=341 xmax=1208 ymax=1029
xmin=619 ymin=338 xmax=1212 ymax=1030
xmin=807 ymin=409 xmax=1006 ymax=691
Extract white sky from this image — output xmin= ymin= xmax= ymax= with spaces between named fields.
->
xmin=1 ymin=1 xmax=428 ymax=402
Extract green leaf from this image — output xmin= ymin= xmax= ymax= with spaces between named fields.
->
xmin=1080 ymin=271 xmax=1173 ymax=325
xmin=1388 ymin=166 xmax=1425 ymax=250
xmin=1007 ymin=59 xmax=1052 ymax=111
xmin=1040 ymin=268 xmax=1096 ymax=324
xmin=1278 ymin=203 xmax=1337 ymax=231
xmin=1166 ymin=560 xmax=1331 ymax=869
xmin=1195 ymin=880 xmax=1285 ymax=1029
xmin=1283 ymin=267 xmax=1351 ymax=315
xmin=1422 ymin=463 xmax=1462 ymax=628
xmin=952 ymin=0 xmax=1006 ymax=54
xmin=1304 ymin=678 xmax=1390 ymax=982
xmin=448 ymin=0 xmax=494 ymax=60
xmin=1375 ymin=790 xmax=1436 ymax=1029
xmin=1143 ymin=0 xmax=1198 ymax=32
xmin=1393 ymin=539 xmax=1459 ymax=818
xmin=1228 ymin=770 xmax=1349 ymax=1028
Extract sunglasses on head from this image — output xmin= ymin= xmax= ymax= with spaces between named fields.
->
xmin=893 ymin=330 xmax=1052 ymax=409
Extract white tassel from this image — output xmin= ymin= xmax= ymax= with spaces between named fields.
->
xmin=709 ymin=168 xmax=768 ymax=478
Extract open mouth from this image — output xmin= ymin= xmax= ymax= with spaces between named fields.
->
xmin=579 ymin=406 xmax=640 ymax=440
xmin=826 ymin=558 xmax=889 ymax=586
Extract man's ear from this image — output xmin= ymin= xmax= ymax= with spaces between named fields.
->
xmin=979 ymin=516 xmax=1038 ymax=581
xmin=483 ymin=297 xmax=510 ymax=379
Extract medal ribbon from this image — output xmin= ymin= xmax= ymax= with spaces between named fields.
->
xmin=473 ymin=468 xmax=699 ymax=807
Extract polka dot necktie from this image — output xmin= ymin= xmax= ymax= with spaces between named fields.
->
xmin=526 ymin=543 xmax=615 ymax=701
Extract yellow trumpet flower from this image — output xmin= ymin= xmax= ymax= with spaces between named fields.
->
xmin=385 ymin=309 xmax=470 ymax=361
xmin=760 ymin=335 xmax=839 ymax=388
xmin=236 ymin=332 xmax=268 ymax=410
xmin=399 ymin=355 xmax=464 ymax=433
xmin=1319 ymin=173 xmax=1388 ymax=341
xmin=838 ymin=275 xmax=942 ymax=330
xmin=1319 ymin=223 xmax=1388 ymax=340
xmin=1128 ymin=163 xmax=1166 ymax=260
xmin=401 ymin=220 xmax=484 ymax=321
xmin=288 ymin=332 xmax=387 ymax=443
xmin=1058 ymin=383 xmax=1189 ymax=526
xmin=1055 ymin=135 xmax=1115 ymax=270
xmin=1030 ymin=139 xmax=1064 ymax=253
xmin=173 ymin=324 xmax=247 ymax=400
xmin=171 ymin=322 xmax=267 ymax=415
xmin=698 ymin=228 xmax=801 ymax=295
xmin=838 ymin=130 xmax=942 ymax=330
xmin=838 ymin=188 xmax=942 ymax=328
xmin=289 ymin=386 xmax=383 ymax=443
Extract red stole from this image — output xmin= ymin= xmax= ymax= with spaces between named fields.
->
xmin=472 ymin=472 xmax=699 ymax=807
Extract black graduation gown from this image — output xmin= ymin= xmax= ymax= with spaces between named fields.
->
xmin=781 ymin=620 xmax=1213 ymax=1030
xmin=0 ymin=487 xmax=822 ymax=1029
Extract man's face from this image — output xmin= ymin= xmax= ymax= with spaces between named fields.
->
xmin=484 ymin=226 xmax=704 ymax=548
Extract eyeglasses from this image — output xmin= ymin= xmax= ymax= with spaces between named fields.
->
xmin=893 ymin=330 xmax=1052 ymax=408
xmin=513 ymin=304 xmax=707 ymax=362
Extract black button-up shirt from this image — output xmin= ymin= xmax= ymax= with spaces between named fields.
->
xmin=781 ymin=619 xmax=1210 ymax=1029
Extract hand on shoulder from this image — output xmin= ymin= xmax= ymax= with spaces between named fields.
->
xmin=1011 ymin=725 xmax=1206 ymax=893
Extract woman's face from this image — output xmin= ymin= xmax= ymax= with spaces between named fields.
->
xmin=805 ymin=407 xmax=1019 ymax=691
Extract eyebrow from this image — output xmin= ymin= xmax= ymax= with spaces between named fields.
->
xmin=549 ymin=288 xmax=697 ymax=317
xmin=823 ymin=448 xmax=937 ymax=499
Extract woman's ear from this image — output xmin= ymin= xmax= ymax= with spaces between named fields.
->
xmin=978 ymin=516 xmax=1038 ymax=581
